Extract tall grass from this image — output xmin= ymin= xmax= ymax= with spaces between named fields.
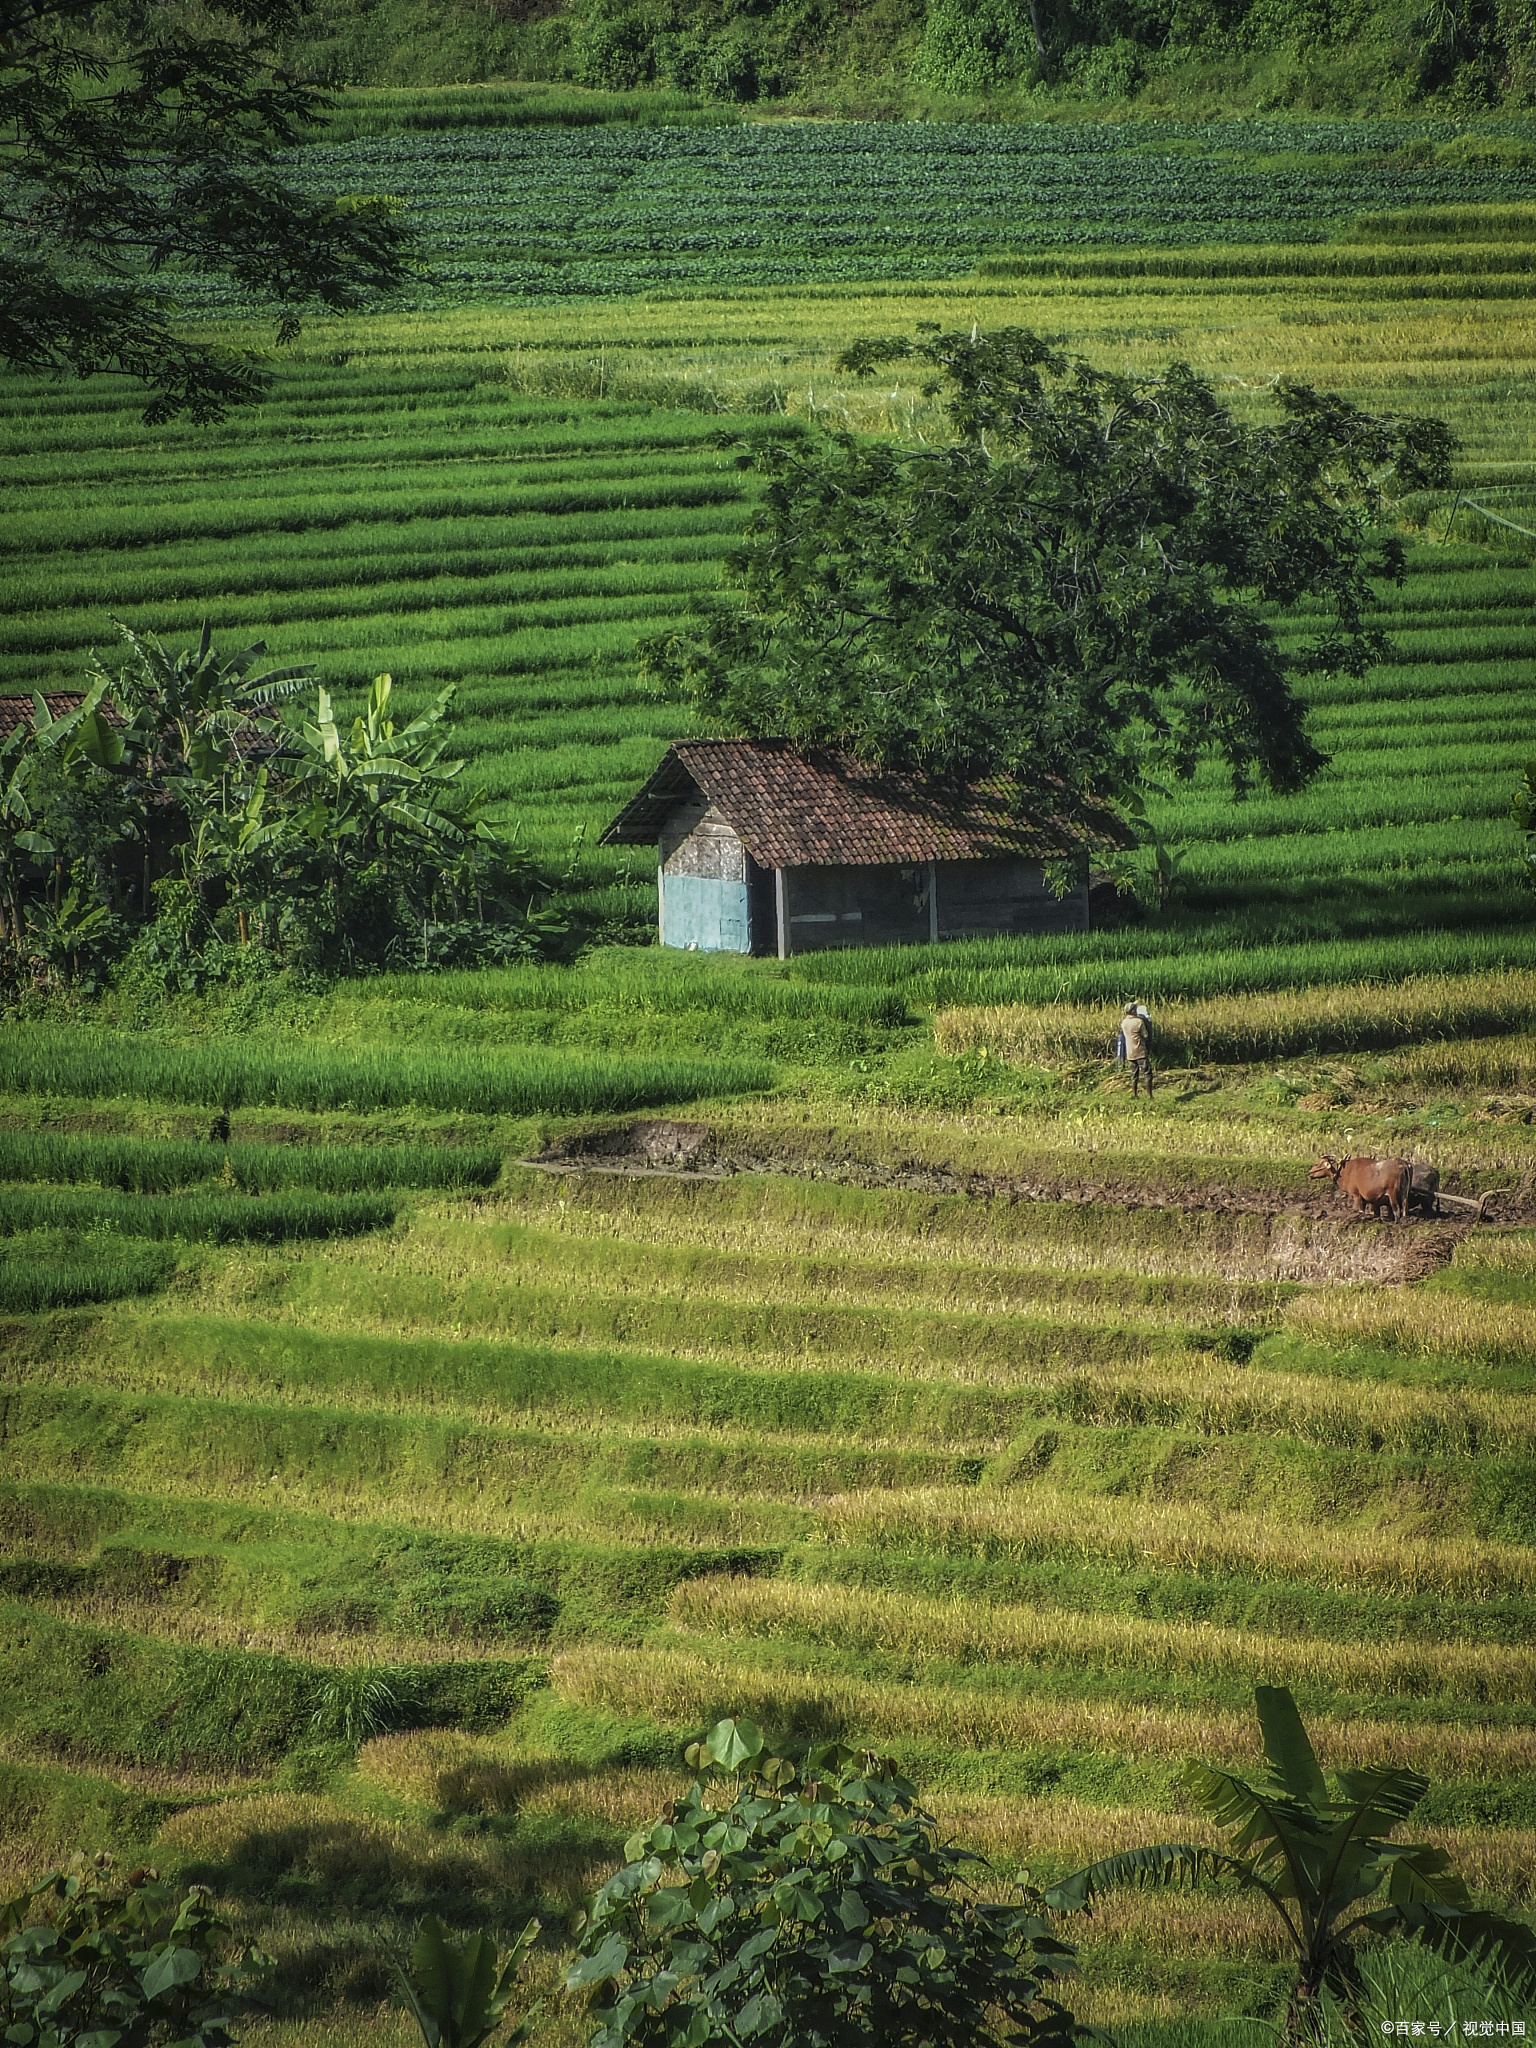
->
xmin=0 ymin=1030 xmax=773 ymax=1115
xmin=667 ymin=1576 xmax=1536 ymax=1704
xmin=813 ymin=1487 xmax=1536 ymax=1599
xmin=0 ymin=1186 xmax=396 ymax=1243
xmin=0 ymin=1131 xmax=502 ymax=1194
xmin=319 ymin=82 xmax=739 ymax=143
xmin=934 ymin=970 xmax=1536 ymax=1066
xmin=791 ymin=930 xmax=1536 ymax=1006
xmin=553 ymin=1646 xmax=1536 ymax=1781
xmin=364 ymin=960 xmax=909 ymax=1027
xmin=0 ymin=1242 xmax=172 ymax=1313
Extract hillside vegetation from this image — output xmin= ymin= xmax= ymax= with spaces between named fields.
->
xmin=2 ymin=28 xmax=1535 ymax=2044
xmin=277 ymin=0 xmax=1536 ymax=119
xmin=7 ymin=195 xmax=1535 ymax=944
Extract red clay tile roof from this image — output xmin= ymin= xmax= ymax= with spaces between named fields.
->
xmin=602 ymin=739 xmax=1129 ymax=867
xmin=0 ymin=692 xmax=99 ymax=737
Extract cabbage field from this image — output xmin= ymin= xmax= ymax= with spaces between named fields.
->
xmin=175 ymin=116 xmax=1536 ymax=308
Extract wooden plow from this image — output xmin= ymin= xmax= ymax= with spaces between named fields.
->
xmin=1409 ymin=1165 xmax=1492 ymax=1222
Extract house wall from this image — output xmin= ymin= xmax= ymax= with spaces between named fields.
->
xmin=935 ymin=856 xmax=1089 ymax=938
xmin=659 ymin=803 xmax=753 ymax=952
xmin=781 ymin=862 xmax=930 ymax=951
xmin=780 ymin=856 xmax=1088 ymax=953
xmin=655 ymin=809 xmax=1091 ymax=955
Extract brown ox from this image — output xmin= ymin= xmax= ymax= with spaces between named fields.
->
xmin=1309 ymin=1154 xmax=1411 ymax=1222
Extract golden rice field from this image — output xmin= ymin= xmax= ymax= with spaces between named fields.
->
xmin=0 ymin=954 xmax=1532 ymax=2043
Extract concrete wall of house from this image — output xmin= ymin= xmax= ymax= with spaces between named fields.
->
xmin=780 ymin=856 xmax=1088 ymax=954
xmin=658 ymin=802 xmax=755 ymax=952
xmin=656 ymin=809 xmax=1090 ymax=954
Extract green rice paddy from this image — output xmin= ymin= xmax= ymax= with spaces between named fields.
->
xmin=0 ymin=109 xmax=1533 ymax=2048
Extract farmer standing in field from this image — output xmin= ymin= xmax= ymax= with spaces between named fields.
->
xmin=1116 ymin=1001 xmax=1155 ymax=1100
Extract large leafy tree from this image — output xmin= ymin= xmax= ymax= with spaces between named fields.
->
xmin=1 ymin=0 xmax=412 ymax=422
xmin=567 ymin=1714 xmax=1086 ymax=2048
xmin=1044 ymin=1686 xmax=1536 ymax=2038
xmin=644 ymin=330 xmax=1455 ymax=821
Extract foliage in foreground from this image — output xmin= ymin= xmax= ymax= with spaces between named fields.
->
xmin=0 ymin=1855 xmax=263 ymax=2048
xmin=0 ymin=624 xmax=563 ymax=991
xmin=396 ymin=1911 xmax=541 ymax=2048
xmin=568 ymin=1712 xmax=1086 ymax=2048
xmin=1046 ymin=1685 xmax=1536 ymax=2032
xmin=644 ymin=328 xmax=1454 ymax=824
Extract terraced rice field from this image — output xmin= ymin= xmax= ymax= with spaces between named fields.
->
xmin=196 ymin=118 xmax=1536 ymax=306
xmin=4 ymin=231 xmax=1536 ymax=939
xmin=2 ymin=107 xmax=1536 ymax=2045
xmin=0 ymin=959 xmax=1532 ymax=2041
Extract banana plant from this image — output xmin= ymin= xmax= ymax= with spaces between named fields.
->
xmin=1045 ymin=1686 xmax=1536 ymax=2036
xmin=30 ymin=673 xmax=125 ymax=772
xmin=26 ymin=884 xmax=118 ymax=982
xmin=0 ymin=722 xmax=52 ymax=949
xmin=395 ymin=1914 xmax=541 ymax=2048
xmin=90 ymin=619 xmax=313 ymax=787
xmin=296 ymin=674 xmax=478 ymax=863
xmin=1515 ymin=761 xmax=1536 ymax=892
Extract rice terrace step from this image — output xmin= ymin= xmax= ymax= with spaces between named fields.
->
xmin=1 ymin=53 xmax=1536 ymax=2048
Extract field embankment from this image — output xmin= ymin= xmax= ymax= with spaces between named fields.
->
xmin=0 ymin=959 xmax=1530 ymax=2037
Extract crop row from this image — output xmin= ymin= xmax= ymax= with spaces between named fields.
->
xmin=177 ymin=121 xmax=1535 ymax=310
xmin=1 ymin=280 xmax=1531 ymax=920
xmin=7 ymin=1473 xmax=1531 ymax=1639
xmin=23 ymin=1300 xmax=1536 ymax=1473
xmin=1 ymin=1371 xmax=1530 ymax=1597
xmin=0 ymin=1030 xmax=772 ymax=1115
xmin=790 ymin=923 xmax=1536 ymax=1004
xmin=0 ymin=1186 xmax=396 ymax=1244
xmin=0 ymin=1132 xmax=503 ymax=1194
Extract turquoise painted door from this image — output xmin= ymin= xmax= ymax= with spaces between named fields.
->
xmin=662 ymin=873 xmax=751 ymax=952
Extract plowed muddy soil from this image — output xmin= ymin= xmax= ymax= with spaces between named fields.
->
xmin=531 ymin=1121 xmax=1525 ymax=1283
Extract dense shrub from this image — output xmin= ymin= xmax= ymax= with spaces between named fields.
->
xmin=569 ymin=1714 xmax=1087 ymax=2048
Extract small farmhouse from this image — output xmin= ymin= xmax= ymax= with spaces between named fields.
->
xmin=602 ymin=739 xmax=1126 ymax=956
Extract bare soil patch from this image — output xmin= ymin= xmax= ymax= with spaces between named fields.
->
xmin=530 ymin=1122 xmax=1504 ymax=1282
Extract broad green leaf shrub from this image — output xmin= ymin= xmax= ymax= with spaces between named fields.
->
xmin=915 ymin=0 xmax=1040 ymax=93
xmin=0 ymin=1855 xmax=264 ymax=2048
xmin=567 ymin=1713 xmax=1088 ymax=2048
xmin=1046 ymin=1685 xmax=1536 ymax=2028
xmin=396 ymin=1910 xmax=541 ymax=2048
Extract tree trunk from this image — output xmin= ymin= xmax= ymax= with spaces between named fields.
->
xmin=1027 ymin=0 xmax=1048 ymax=65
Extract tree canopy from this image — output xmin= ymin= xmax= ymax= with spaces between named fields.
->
xmin=643 ymin=329 xmax=1455 ymax=822
xmin=1 ymin=0 xmax=412 ymax=420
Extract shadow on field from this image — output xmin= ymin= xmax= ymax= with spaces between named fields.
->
xmin=161 ymin=1790 xmax=620 ymax=2011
